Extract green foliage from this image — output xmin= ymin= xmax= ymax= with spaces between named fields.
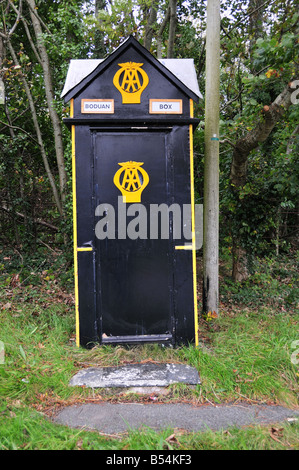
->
xmin=253 ymin=31 xmax=299 ymax=73
xmin=217 ymin=0 xmax=299 ymax=261
xmin=220 ymin=253 xmax=299 ymax=311
xmin=95 ymin=0 xmax=141 ymax=49
xmin=1 ymin=0 xmax=298 ymax=263
xmin=0 ymin=0 xmax=93 ymax=249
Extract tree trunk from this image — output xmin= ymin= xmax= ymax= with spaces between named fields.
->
xmin=229 ymin=0 xmax=266 ymax=279
xmin=144 ymin=0 xmax=159 ymax=51
xmin=167 ymin=0 xmax=177 ymax=58
xmin=157 ymin=6 xmax=170 ymax=58
xmin=7 ymin=39 xmax=63 ymax=216
xmin=230 ymin=80 xmax=297 ymax=280
xmin=26 ymin=0 xmax=67 ymax=207
xmin=230 ymin=82 xmax=295 ymax=187
xmin=248 ymin=0 xmax=264 ymax=61
xmin=0 ymin=35 xmax=3 ymax=71
xmin=94 ymin=0 xmax=106 ymax=58
xmin=232 ymin=244 xmax=248 ymax=282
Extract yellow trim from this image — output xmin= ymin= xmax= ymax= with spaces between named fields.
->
xmin=71 ymin=95 xmax=198 ymax=347
xmin=189 ymin=99 xmax=199 ymax=347
xmin=71 ymin=99 xmax=80 ymax=347
xmin=70 ymin=98 xmax=74 ymax=118
xmin=175 ymin=245 xmax=193 ymax=250
xmin=190 ymin=98 xmax=194 ymax=118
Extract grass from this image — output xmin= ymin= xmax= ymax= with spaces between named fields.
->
xmin=0 ymin=247 xmax=298 ymax=449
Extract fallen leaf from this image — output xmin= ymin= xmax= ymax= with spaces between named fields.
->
xmin=166 ymin=433 xmax=180 ymax=446
xmin=207 ymin=310 xmax=218 ymax=320
xmin=10 ymin=274 xmax=20 ymax=287
xmin=271 ymin=427 xmax=284 ymax=437
xmin=269 ymin=427 xmax=286 ymax=446
xmin=76 ymin=439 xmax=84 ymax=450
xmin=3 ymin=302 xmax=12 ymax=310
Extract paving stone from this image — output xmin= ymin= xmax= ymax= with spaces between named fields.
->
xmin=69 ymin=363 xmax=201 ymax=388
xmin=53 ymin=403 xmax=299 ymax=434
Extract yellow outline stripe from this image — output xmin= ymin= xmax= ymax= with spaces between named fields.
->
xmin=190 ymin=99 xmax=194 ymax=119
xmin=71 ymin=99 xmax=80 ymax=347
xmin=190 ymin=99 xmax=199 ymax=347
xmin=70 ymin=96 xmax=198 ymax=347
xmin=70 ymin=98 xmax=74 ymax=119
xmin=175 ymin=245 xmax=193 ymax=250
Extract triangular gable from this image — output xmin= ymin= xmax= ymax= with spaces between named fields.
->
xmin=62 ymin=36 xmax=201 ymax=103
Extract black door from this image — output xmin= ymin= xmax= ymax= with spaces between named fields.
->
xmin=93 ymin=129 xmax=175 ymax=344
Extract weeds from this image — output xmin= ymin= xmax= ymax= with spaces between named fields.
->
xmin=220 ymin=253 xmax=299 ymax=313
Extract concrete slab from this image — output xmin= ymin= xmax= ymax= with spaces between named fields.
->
xmin=53 ymin=403 xmax=299 ymax=434
xmin=69 ymin=363 xmax=201 ymax=388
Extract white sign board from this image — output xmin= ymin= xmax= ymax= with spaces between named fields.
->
xmin=81 ymin=99 xmax=114 ymax=114
xmin=149 ymin=99 xmax=182 ymax=114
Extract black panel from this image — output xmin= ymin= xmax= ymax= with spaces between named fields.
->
xmin=93 ymin=131 xmax=175 ymax=341
xmin=75 ymin=126 xmax=94 ymax=247
xmin=77 ymin=251 xmax=97 ymax=347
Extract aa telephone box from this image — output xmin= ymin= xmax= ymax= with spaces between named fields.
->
xmin=62 ymin=36 xmax=202 ymax=348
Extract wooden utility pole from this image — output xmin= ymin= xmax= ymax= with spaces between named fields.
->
xmin=203 ymin=0 xmax=220 ymax=316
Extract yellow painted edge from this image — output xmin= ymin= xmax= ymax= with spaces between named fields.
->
xmin=70 ymin=98 xmax=74 ymax=119
xmin=190 ymin=98 xmax=199 ymax=347
xmin=175 ymin=245 xmax=194 ymax=250
xmin=77 ymin=247 xmax=93 ymax=252
xmin=71 ymin=99 xmax=80 ymax=347
xmin=190 ymin=98 xmax=194 ymax=118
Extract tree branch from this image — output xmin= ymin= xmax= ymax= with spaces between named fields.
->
xmin=221 ymin=0 xmax=276 ymax=40
xmin=230 ymin=80 xmax=297 ymax=187
xmin=25 ymin=0 xmax=53 ymax=37
xmin=143 ymin=0 xmax=159 ymax=51
xmin=286 ymin=124 xmax=299 ymax=155
xmin=0 ymin=0 xmax=23 ymax=38
xmin=220 ymin=138 xmax=236 ymax=148
xmin=7 ymin=37 xmax=63 ymax=216
xmin=1 ymin=203 xmax=58 ymax=231
xmin=27 ymin=0 xmax=66 ymax=204
xmin=0 ymin=118 xmax=40 ymax=144
xmin=157 ymin=6 xmax=170 ymax=58
xmin=167 ymin=0 xmax=178 ymax=58
xmin=15 ymin=1 xmax=43 ymax=66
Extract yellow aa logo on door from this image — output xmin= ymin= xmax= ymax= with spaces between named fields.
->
xmin=113 ymin=62 xmax=149 ymax=104
xmin=113 ymin=161 xmax=149 ymax=203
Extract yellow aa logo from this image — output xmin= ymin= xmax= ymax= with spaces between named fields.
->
xmin=113 ymin=161 xmax=149 ymax=203
xmin=113 ymin=62 xmax=149 ymax=104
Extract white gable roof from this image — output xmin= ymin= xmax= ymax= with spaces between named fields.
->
xmin=61 ymin=58 xmax=202 ymax=100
